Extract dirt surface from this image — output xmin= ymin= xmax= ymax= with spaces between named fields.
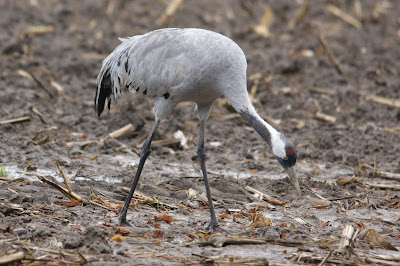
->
xmin=1 ymin=0 xmax=399 ymax=265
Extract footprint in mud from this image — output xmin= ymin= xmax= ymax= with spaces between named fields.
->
xmin=60 ymin=226 xmax=111 ymax=253
xmin=82 ymin=226 xmax=111 ymax=253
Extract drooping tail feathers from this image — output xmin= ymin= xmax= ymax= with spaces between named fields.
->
xmin=94 ymin=36 xmax=139 ymax=116
xmin=95 ymin=29 xmax=198 ymax=116
xmin=94 ymin=70 xmax=112 ymax=116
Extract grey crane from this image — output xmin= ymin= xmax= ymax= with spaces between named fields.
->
xmin=95 ymin=28 xmax=300 ymax=232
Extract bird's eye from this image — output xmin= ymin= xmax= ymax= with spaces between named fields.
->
xmin=284 ymin=156 xmax=288 ymax=160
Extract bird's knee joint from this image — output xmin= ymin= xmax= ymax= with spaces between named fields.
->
xmin=141 ymin=142 xmax=152 ymax=157
xmin=197 ymin=147 xmax=207 ymax=161
xmin=141 ymin=149 xmax=152 ymax=157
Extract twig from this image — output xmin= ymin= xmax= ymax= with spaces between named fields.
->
xmin=0 ymin=177 xmax=14 ymax=181
xmin=354 ymin=0 xmax=362 ymax=21
xmin=314 ymin=112 xmax=336 ymax=124
xmin=19 ymin=25 xmax=55 ymax=40
xmin=308 ymin=87 xmax=335 ymax=95
xmin=50 ymin=81 xmax=75 ymax=103
xmin=380 ymin=127 xmax=400 ymax=133
xmin=291 ymin=252 xmax=350 ymax=264
xmin=214 ymin=113 xmax=241 ymax=122
xmin=249 ymin=79 xmax=259 ymax=104
xmin=360 ymin=163 xmax=400 ymax=181
xmin=36 ymin=135 xmax=49 ymax=146
xmin=373 ymin=170 xmax=400 ymax=181
xmin=288 ymin=3 xmax=309 ymax=29
xmin=56 ymin=161 xmax=71 ymax=193
xmin=50 ymin=81 xmax=64 ymax=96
xmin=71 ymin=165 xmax=84 ymax=180
xmin=371 ymin=1 xmax=391 ymax=20
xmin=152 ymin=139 xmax=181 ymax=147
xmin=0 ymin=237 xmax=18 ymax=244
xmin=328 ymin=195 xmax=360 ymax=201
xmin=198 ymin=234 xmax=267 ymax=247
xmin=365 ymin=257 xmax=400 ymax=266
xmin=34 ymin=174 xmax=85 ymax=203
xmin=318 ymin=250 xmax=333 ymax=266
xmin=244 ymin=185 xmax=285 ymax=206
xmin=65 ymin=140 xmax=99 ymax=149
xmin=89 ymin=200 xmax=114 ymax=211
xmin=109 ymin=124 xmax=136 ymax=138
xmin=366 ymin=183 xmax=400 ymax=191
xmin=0 ymin=251 xmax=25 ymax=264
xmin=84 ymin=53 xmax=107 ymax=60
xmin=0 ymin=116 xmax=31 ymax=125
xmin=77 ymin=252 xmax=88 ymax=264
xmin=1 ymin=106 xmax=10 ymax=115
xmin=264 ymin=239 xmax=307 ymax=247
xmin=313 ymin=24 xmax=344 ymax=76
xmin=365 ymin=95 xmax=400 ymax=108
xmin=245 ymin=201 xmax=276 ymax=210
xmin=122 ymin=188 xmax=178 ymax=209
xmin=240 ymin=0 xmax=255 ymax=16
xmin=252 ymin=7 xmax=274 ymax=38
xmin=360 ymin=229 xmax=398 ymax=251
xmin=25 ymin=70 xmax=54 ymax=99
xmin=317 ymin=35 xmax=344 ymax=75
xmin=339 ymin=224 xmax=358 ymax=251
xmin=7 ymin=188 xmax=19 ymax=194
xmin=157 ymin=0 xmax=184 ymax=25
xmin=205 ymin=169 xmax=230 ymax=176
xmin=307 ymin=192 xmax=331 ymax=206
xmin=327 ymin=4 xmax=362 ymax=29
xmin=30 ymin=107 xmax=49 ymax=124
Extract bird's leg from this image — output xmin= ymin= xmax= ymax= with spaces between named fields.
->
xmin=119 ymin=120 xmax=160 ymax=226
xmin=197 ymin=120 xmax=229 ymax=233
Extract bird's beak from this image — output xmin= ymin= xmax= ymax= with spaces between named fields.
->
xmin=286 ymin=166 xmax=301 ymax=197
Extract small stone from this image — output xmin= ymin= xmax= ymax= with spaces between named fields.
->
xmin=242 ymin=151 xmax=254 ymax=159
xmin=13 ymin=227 xmax=27 ymax=235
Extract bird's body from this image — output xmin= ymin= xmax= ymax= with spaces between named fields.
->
xmin=97 ymin=28 xmax=247 ymax=119
xmin=95 ymin=28 xmax=300 ymax=231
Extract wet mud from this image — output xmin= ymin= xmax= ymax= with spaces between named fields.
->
xmin=1 ymin=0 xmax=399 ymax=264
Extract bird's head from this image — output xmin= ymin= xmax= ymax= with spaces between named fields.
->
xmin=272 ymin=136 xmax=301 ymax=197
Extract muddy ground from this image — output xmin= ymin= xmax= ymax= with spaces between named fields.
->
xmin=1 ymin=0 xmax=399 ymax=265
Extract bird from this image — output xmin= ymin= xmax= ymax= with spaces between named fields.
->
xmin=95 ymin=28 xmax=301 ymax=232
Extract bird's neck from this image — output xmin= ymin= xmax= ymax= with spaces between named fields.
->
xmin=238 ymin=106 xmax=284 ymax=157
xmin=220 ymin=82 xmax=285 ymax=156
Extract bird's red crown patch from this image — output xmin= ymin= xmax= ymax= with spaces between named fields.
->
xmin=286 ymin=148 xmax=295 ymax=155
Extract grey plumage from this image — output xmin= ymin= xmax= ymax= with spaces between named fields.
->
xmin=95 ymin=28 xmax=300 ymax=230
xmin=95 ymin=28 xmax=246 ymax=119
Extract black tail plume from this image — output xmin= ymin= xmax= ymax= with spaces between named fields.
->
xmin=95 ymin=70 xmax=112 ymax=116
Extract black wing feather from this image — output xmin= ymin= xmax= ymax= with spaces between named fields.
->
xmin=95 ymin=70 xmax=112 ymax=116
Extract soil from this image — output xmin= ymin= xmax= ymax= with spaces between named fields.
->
xmin=1 ymin=0 xmax=399 ymax=265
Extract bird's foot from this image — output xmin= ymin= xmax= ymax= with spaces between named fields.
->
xmin=206 ymin=222 xmax=231 ymax=234
xmin=118 ymin=216 xmax=133 ymax=227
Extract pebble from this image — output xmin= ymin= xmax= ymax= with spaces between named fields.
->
xmin=13 ymin=227 xmax=27 ymax=235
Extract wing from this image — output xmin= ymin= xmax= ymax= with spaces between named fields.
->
xmin=95 ymin=34 xmax=141 ymax=116
xmin=95 ymin=28 xmax=247 ymax=116
xmin=126 ymin=29 xmax=191 ymax=97
xmin=95 ymin=29 xmax=191 ymax=116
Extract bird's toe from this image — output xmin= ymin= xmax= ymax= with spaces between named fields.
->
xmin=118 ymin=217 xmax=134 ymax=227
xmin=207 ymin=223 xmax=231 ymax=234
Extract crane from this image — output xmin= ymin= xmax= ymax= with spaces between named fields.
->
xmin=95 ymin=28 xmax=301 ymax=232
